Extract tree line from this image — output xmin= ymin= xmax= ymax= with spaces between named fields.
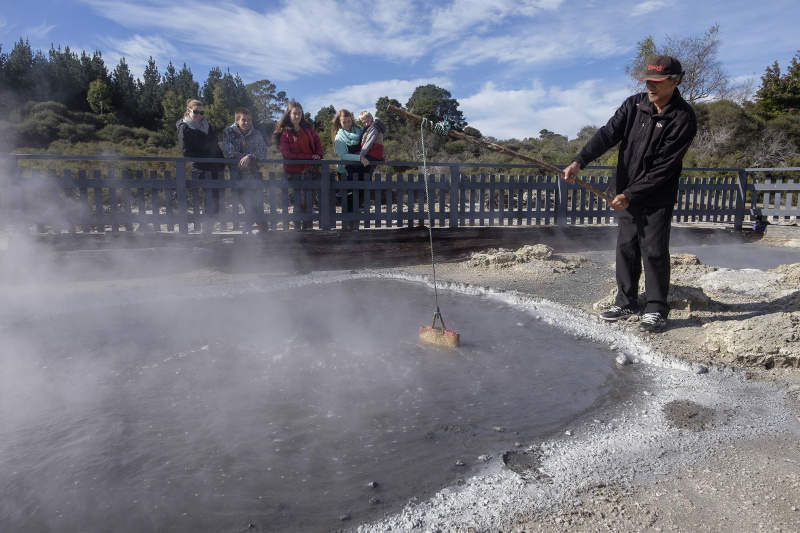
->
xmin=1 ymin=31 xmax=799 ymax=172
xmin=0 ymin=38 xmax=288 ymax=156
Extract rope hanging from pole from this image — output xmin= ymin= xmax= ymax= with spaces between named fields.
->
xmin=420 ymin=118 xmax=441 ymax=322
xmin=414 ymin=114 xmax=462 ymax=347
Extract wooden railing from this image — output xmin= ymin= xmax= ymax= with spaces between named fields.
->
xmin=1 ymin=155 xmax=798 ymax=234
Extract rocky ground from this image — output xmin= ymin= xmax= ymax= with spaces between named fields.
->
xmin=413 ymin=242 xmax=800 ymax=371
xmin=383 ymin=234 xmax=800 ymax=533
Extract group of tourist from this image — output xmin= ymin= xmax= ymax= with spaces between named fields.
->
xmin=177 ymin=100 xmax=384 ymax=183
xmin=176 ymin=98 xmax=385 ymax=229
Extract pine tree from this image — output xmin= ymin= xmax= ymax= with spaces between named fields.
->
xmin=756 ymin=52 xmax=800 ymax=117
xmin=201 ymin=66 xmax=222 ymax=106
xmin=136 ymin=57 xmax=163 ymax=130
xmin=110 ymin=58 xmax=138 ymax=124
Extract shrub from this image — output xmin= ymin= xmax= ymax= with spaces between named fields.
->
xmin=97 ymin=124 xmax=138 ymax=143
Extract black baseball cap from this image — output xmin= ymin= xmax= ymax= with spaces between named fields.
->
xmin=637 ymin=55 xmax=683 ymax=81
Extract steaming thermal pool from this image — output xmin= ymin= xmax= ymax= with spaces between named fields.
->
xmin=0 ymin=276 xmax=637 ymax=532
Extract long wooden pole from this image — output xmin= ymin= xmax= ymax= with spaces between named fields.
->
xmin=386 ymin=105 xmax=613 ymax=203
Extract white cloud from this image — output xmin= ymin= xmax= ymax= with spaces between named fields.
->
xmin=75 ymin=0 xmax=592 ymax=84
xmin=459 ymin=80 xmax=628 ymax=139
xmin=306 ymin=76 xmax=452 ymax=118
xmin=77 ymin=0 xmax=434 ymax=81
xmin=430 ymin=5 xmax=628 ymax=73
xmin=23 ymin=22 xmax=56 ymax=40
xmin=430 ymin=0 xmax=563 ymax=35
xmin=101 ymin=34 xmax=178 ymax=80
xmin=630 ymin=0 xmax=671 ymax=16
xmin=79 ymin=0 xmax=345 ymax=80
xmin=368 ymin=0 xmax=422 ymax=37
xmin=434 ymin=34 xmax=570 ymax=71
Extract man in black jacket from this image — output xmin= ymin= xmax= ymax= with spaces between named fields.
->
xmin=563 ymin=55 xmax=697 ymax=333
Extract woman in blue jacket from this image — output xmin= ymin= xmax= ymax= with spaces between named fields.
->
xmin=331 ymin=109 xmax=364 ymax=219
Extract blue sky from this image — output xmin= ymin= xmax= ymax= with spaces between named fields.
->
xmin=1 ymin=0 xmax=798 ymax=140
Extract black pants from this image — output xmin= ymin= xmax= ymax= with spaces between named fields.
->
xmin=614 ymin=205 xmax=674 ymax=318
xmin=195 ymin=166 xmax=222 ymax=214
xmin=233 ymin=168 xmax=266 ymax=231
xmin=342 ymin=165 xmax=367 ymax=212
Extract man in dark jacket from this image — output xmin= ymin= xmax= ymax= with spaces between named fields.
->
xmin=563 ymin=55 xmax=697 ymax=333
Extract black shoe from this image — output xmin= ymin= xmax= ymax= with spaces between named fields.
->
xmin=599 ymin=306 xmax=638 ymax=322
xmin=638 ymin=312 xmax=667 ymax=333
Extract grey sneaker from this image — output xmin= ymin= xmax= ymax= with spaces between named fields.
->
xmin=599 ymin=306 xmax=638 ymax=322
xmin=638 ymin=312 xmax=667 ymax=333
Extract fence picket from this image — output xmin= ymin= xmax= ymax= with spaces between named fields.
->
xmin=2 ymin=156 xmax=797 ymax=234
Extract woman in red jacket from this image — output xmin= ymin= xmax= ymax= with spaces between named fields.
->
xmin=273 ymin=101 xmax=323 ymax=229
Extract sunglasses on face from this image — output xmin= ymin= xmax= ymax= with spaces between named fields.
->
xmin=191 ymin=109 xmax=205 ymax=115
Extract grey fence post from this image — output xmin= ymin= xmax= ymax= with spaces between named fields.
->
xmin=449 ymin=164 xmax=460 ymax=228
xmin=320 ymin=164 xmax=331 ymax=230
xmin=0 ymin=156 xmax=10 ymax=232
xmin=734 ymin=169 xmax=747 ymax=231
xmin=176 ymin=162 xmax=188 ymax=234
xmin=4 ymin=156 xmax=24 ymax=235
xmin=556 ymin=176 xmax=568 ymax=228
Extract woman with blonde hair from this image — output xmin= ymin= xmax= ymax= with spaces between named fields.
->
xmin=176 ymin=99 xmax=225 ymax=215
xmin=331 ymin=109 xmax=364 ymax=219
xmin=272 ymin=101 xmax=323 ymax=229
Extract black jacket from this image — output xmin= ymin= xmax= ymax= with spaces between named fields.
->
xmin=176 ymin=118 xmax=225 ymax=172
xmin=573 ymin=89 xmax=697 ymax=208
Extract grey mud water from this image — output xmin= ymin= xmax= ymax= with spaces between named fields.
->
xmin=1 ymin=226 xmax=799 ymax=532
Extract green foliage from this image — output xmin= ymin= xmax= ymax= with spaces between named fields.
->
xmin=765 ymin=113 xmax=800 ymax=154
xmin=46 ymin=45 xmax=106 ymax=111
xmin=576 ymin=125 xmax=598 ymax=142
xmin=313 ymin=105 xmax=336 ymax=155
xmin=442 ymin=139 xmax=478 ymax=157
xmin=109 ymin=58 xmax=137 ymax=125
xmin=405 ymin=84 xmax=467 ymax=130
xmin=204 ymin=70 xmax=253 ymax=132
xmin=163 ymin=62 xmax=199 ymax=102
xmin=5 ymin=38 xmax=37 ymax=93
xmin=97 ymin=124 xmax=151 ymax=144
xmin=87 ymin=78 xmax=112 ymax=114
xmin=375 ymin=96 xmax=404 ymax=132
xmin=9 ymin=101 xmax=105 ymax=149
xmin=374 ymin=90 xmax=469 ymax=171
xmin=16 ymin=103 xmax=73 ymax=147
xmin=755 ymin=51 xmax=800 ymax=118
xmin=29 ymin=100 xmax=70 ymax=116
xmin=160 ymin=89 xmax=187 ymax=137
xmin=687 ymin=99 xmax=799 ymax=168
xmin=136 ymin=57 xmax=162 ymax=129
xmin=202 ymin=67 xmax=223 ymax=105
xmin=462 ymin=126 xmax=482 ymax=139
xmin=246 ymin=79 xmax=287 ymax=124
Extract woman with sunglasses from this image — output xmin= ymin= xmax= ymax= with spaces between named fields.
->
xmin=177 ymin=99 xmax=225 ymax=215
